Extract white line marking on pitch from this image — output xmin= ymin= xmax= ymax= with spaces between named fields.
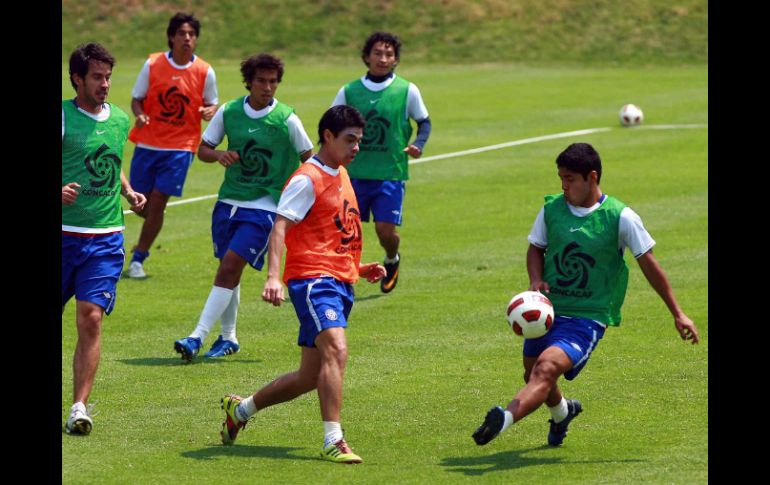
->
xmin=123 ymin=124 xmax=707 ymax=215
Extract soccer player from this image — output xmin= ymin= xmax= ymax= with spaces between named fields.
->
xmin=173 ymin=54 xmax=313 ymax=362
xmin=472 ymin=142 xmax=700 ymax=447
xmin=62 ymin=43 xmax=147 ymax=435
xmin=125 ymin=12 xmax=219 ymax=278
xmin=219 ymin=105 xmax=385 ymax=464
xmin=331 ymin=31 xmax=431 ymax=293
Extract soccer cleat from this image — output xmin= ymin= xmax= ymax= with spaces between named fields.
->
xmin=65 ymin=406 xmax=93 ymax=436
xmin=547 ymin=398 xmax=583 ymax=446
xmin=320 ymin=439 xmax=363 ymax=464
xmin=204 ymin=335 xmax=240 ymax=358
xmin=472 ymin=405 xmax=505 ymax=445
xmin=126 ymin=261 xmax=147 ymax=278
xmin=380 ymin=253 xmax=400 ymax=293
xmin=220 ymin=394 xmax=247 ymax=445
xmin=174 ymin=337 xmax=202 ymax=362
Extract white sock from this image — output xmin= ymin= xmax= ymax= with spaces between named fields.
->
xmin=384 ymin=253 xmax=399 ymax=264
xmin=549 ymin=397 xmax=569 ymax=423
xmin=323 ymin=421 xmax=343 ymax=447
xmin=235 ymin=395 xmax=257 ymax=422
xmin=501 ymin=409 xmax=514 ymax=432
xmin=220 ymin=284 xmax=240 ymax=343
xmin=71 ymin=401 xmax=86 ymax=414
xmin=189 ymin=286 xmax=233 ymax=342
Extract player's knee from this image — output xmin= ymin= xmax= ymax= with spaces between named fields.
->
xmin=324 ymin=339 xmax=348 ymax=368
xmin=76 ymin=309 xmax=102 ymax=340
xmin=531 ymin=359 xmax=560 ymax=384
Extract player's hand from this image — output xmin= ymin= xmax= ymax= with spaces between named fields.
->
xmin=200 ymin=105 xmax=217 ymax=121
xmin=359 ymin=262 xmax=386 ymax=283
xmin=62 ymin=182 xmax=81 ymax=205
xmin=529 ymin=281 xmax=550 ymax=294
xmin=403 ymin=144 xmax=422 ymax=158
xmin=125 ymin=190 xmax=147 ymax=214
xmin=217 ymin=151 xmax=240 ymax=168
xmin=262 ymin=277 xmax=285 ymax=306
xmin=135 ymin=113 xmax=150 ymax=128
xmin=674 ymin=313 xmax=700 ymax=344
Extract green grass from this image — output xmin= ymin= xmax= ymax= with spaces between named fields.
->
xmin=61 ymin=0 xmax=707 ymax=65
xmin=62 ymin=61 xmax=707 ymax=484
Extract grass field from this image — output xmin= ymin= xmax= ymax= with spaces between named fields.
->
xmin=62 ymin=60 xmax=707 ymax=484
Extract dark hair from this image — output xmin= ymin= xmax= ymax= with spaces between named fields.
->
xmin=317 ymin=105 xmax=366 ymax=145
xmin=167 ymin=12 xmax=200 ymax=49
xmin=361 ymin=31 xmax=401 ymax=67
xmin=68 ymin=42 xmax=116 ymax=90
xmin=241 ymin=53 xmax=284 ymax=89
xmin=555 ymin=143 xmax=602 ymax=183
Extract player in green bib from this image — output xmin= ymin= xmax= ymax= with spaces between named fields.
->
xmin=473 ymin=143 xmax=700 ymax=447
xmin=62 ymin=43 xmax=146 ymax=435
xmin=332 ymin=32 xmax=432 ymax=293
xmin=173 ymin=54 xmax=313 ymax=362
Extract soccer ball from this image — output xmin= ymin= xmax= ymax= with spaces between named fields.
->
xmin=618 ymin=104 xmax=644 ymax=126
xmin=506 ymin=290 xmax=554 ymax=339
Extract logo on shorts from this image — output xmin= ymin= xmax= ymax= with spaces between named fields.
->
xmin=325 ymin=309 xmax=338 ymax=321
xmin=103 ymin=292 xmax=112 ymax=299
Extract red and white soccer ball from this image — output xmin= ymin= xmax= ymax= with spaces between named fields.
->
xmin=618 ymin=104 xmax=644 ymax=126
xmin=506 ymin=290 xmax=554 ymax=339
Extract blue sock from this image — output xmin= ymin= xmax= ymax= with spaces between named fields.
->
xmin=132 ymin=250 xmax=150 ymax=264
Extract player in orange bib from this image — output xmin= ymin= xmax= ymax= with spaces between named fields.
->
xmin=218 ymin=106 xmax=385 ymax=464
xmin=125 ymin=12 xmax=219 ymax=278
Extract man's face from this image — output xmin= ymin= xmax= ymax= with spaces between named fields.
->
xmin=364 ymin=41 xmax=397 ymax=77
xmin=248 ymin=69 xmax=280 ymax=109
xmin=558 ymin=166 xmax=596 ymax=208
xmin=325 ymin=127 xmax=363 ymax=166
xmin=170 ymin=22 xmax=197 ymax=54
xmin=74 ymin=60 xmax=111 ymax=107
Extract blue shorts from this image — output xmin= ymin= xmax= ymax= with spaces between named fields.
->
xmin=211 ymin=201 xmax=274 ymax=270
xmin=351 ymin=178 xmax=405 ymax=225
xmin=62 ymin=232 xmax=125 ymax=314
xmin=523 ymin=315 xmax=606 ymax=381
xmin=287 ymin=277 xmax=354 ymax=348
xmin=129 ymin=147 xmax=195 ymax=197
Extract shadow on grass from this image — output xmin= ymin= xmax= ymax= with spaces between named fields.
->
xmin=441 ymin=446 xmax=643 ymax=476
xmin=117 ymin=357 xmax=263 ymax=366
xmin=182 ymin=445 xmax=317 ymax=462
xmin=355 ymin=294 xmax=386 ymax=302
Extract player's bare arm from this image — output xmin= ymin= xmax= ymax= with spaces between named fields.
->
xmin=636 ymin=250 xmax=699 ymax=344
xmin=120 ymin=172 xmax=146 ymax=213
xmin=526 ymin=244 xmax=550 ymax=293
xmin=198 ymin=142 xmax=240 ymax=167
xmin=262 ymin=215 xmax=295 ymax=306
xmin=131 ymin=97 xmax=150 ymax=127
xmin=200 ymin=104 xmax=218 ymax=121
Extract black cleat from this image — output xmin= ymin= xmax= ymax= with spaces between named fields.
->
xmin=547 ymin=399 xmax=582 ymax=446
xmin=472 ymin=405 xmax=505 ymax=445
xmin=380 ymin=253 xmax=400 ymax=293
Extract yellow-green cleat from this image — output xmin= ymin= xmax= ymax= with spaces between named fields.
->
xmin=320 ymin=439 xmax=363 ymax=464
xmin=220 ymin=394 xmax=247 ymax=445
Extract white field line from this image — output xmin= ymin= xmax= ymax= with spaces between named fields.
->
xmin=123 ymin=123 xmax=707 ymax=215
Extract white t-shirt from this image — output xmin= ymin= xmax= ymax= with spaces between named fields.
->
xmin=331 ymin=74 xmax=429 ymax=122
xmin=276 ymin=157 xmax=339 ymax=222
xmin=131 ymin=53 xmax=219 ymax=151
xmin=527 ymin=195 xmax=656 ymax=259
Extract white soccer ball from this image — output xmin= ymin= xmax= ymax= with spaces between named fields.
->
xmin=618 ymin=104 xmax=644 ymax=126
xmin=506 ymin=290 xmax=554 ymax=339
